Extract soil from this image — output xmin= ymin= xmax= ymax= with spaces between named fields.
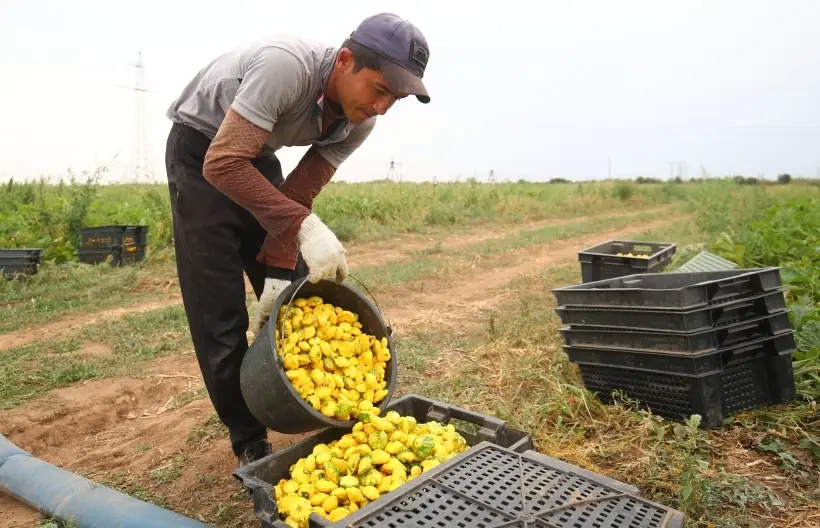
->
xmin=0 ymin=354 xmax=308 ymax=526
xmin=0 ymin=499 xmax=39 ymax=528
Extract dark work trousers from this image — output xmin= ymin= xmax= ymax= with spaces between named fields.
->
xmin=164 ymin=122 xmax=307 ymax=456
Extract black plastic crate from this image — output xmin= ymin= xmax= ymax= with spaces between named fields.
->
xmin=0 ymin=248 xmax=44 ymax=279
xmin=78 ymin=225 xmax=148 ymax=248
xmin=552 ymin=268 xmax=783 ymax=311
xmin=234 ymin=394 xmax=534 ymax=528
xmin=326 ymin=442 xmax=685 ymax=528
xmin=574 ymin=339 xmax=797 ymax=428
xmin=78 ymin=245 xmax=146 ymax=267
xmin=559 ymin=310 xmax=793 ymax=354
xmin=578 ymin=239 xmax=677 ymax=283
xmin=555 ymin=289 xmax=788 ymax=333
xmin=564 ymin=332 xmax=796 ymax=377
xmin=581 ymin=257 xmax=673 ymax=285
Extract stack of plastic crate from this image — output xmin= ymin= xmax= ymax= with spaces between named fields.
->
xmin=552 ymin=268 xmax=797 ymax=428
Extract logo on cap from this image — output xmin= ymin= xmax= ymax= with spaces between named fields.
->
xmin=410 ymin=40 xmax=429 ymax=69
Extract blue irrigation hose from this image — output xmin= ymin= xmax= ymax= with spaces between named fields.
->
xmin=0 ymin=433 xmax=212 ymax=528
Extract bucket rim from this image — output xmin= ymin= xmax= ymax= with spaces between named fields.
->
xmin=266 ymin=277 xmax=398 ymax=428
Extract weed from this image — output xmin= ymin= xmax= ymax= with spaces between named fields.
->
xmin=695 ymin=195 xmax=820 ymax=401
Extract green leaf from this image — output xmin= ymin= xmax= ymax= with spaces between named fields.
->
xmin=778 ymin=451 xmax=799 ymax=468
xmin=795 ymin=320 xmax=820 ymax=355
xmin=758 ymin=438 xmax=785 ymax=454
xmin=711 ymin=232 xmax=746 ymax=266
xmin=798 ymin=437 xmax=820 ymax=460
xmin=681 ymin=482 xmax=693 ymax=501
xmin=789 ymin=304 xmax=814 ymax=329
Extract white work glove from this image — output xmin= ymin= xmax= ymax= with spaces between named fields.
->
xmin=250 ymin=277 xmax=290 ymax=337
xmin=297 ymin=213 xmax=348 ymax=283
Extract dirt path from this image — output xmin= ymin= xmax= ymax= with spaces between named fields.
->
xmin=380 ymin=215 xmax=687 ymax=334
xmin=345 ymin=206 xmax=672 ymax=268
xmin=0 ymin=298 xmax=182 ymax=352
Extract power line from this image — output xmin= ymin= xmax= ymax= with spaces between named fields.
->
xmin=117 ymin=51 xmax=157 ymax=183
xmin=386 ymin=159 xmax=402 ymax=182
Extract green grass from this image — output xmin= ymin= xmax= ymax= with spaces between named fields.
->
xmin=0 ymin=305 xmax=191 ymax=409
xmin=1 ymin=175 xmax=173 ymax=262
xmin=3 ymin=175 xmax=813 ymax=264
xmin=312 ymin=178 xmax=688 ymax=242
xmin=103 ymin=472 xmax=172 ymax=509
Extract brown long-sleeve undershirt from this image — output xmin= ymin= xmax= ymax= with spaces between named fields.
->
xmin=202 ymin=107 xmax=337 ymax=270
xmin=257 ymin=146 xmax=337 ymax=268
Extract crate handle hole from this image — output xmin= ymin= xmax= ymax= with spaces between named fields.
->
xmin=450 ymin=418 xmax=481 ymax=437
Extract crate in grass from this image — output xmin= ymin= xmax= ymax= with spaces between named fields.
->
xmin=233 ymin=394 xmax=534 ymax=528
xmin=555 ymin=289 xmax=789 ymax=333
xmin=77 ymin=245 xmax=147 ymax=267
xmin=552 ymin=268 xmax=783 ymax=311
xmin=0 ymin=248 xmax=44 ymax=279
xmin=78 ymin=225 xmax=148 ymax=248
xmin=578 ymin=239 xmax=676 ymax=283
xmin=570 ymin=333 xmax=797 ymax=428
xmin=559 ymin=310 xmax=793 ymax=354
xmin=325 ymin=441 xmax=685 ymax=528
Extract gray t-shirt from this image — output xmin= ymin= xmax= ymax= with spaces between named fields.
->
xmin=166 ymin=35 xmax=376 ymax=168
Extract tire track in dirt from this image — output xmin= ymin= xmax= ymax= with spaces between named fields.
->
xmin=378 ymin=214 xmax=688 ymax=334
xmin=345 ymin=205 xmax=672 ymax=268
xmin=0 ymin=297 xmax=182 ymax=352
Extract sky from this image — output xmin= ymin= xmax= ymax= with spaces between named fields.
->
xmin=1 ymin=0 xmax=818 ymax=184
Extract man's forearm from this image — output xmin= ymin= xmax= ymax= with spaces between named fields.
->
xmin=279 ymin=146 xmax=337 ymax=209
xmin=257 ymin=146 xmax=339 ymax=269
xmin=203 ymin=108 xmax=309 ymax=268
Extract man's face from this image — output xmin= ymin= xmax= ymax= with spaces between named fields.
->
xmin=335 ymin=49 xmax=407 ymax=124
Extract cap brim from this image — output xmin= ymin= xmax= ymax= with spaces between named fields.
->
xmin=378 ymin=58 xmax=430 ymax=104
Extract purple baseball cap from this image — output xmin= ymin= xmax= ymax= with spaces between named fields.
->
xmin=349 ymin=12 xmax=431 ymax=103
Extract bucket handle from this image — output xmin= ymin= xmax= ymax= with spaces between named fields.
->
xmin=276 ymin=274 xmax=392 ymax=361
xmin=346 ymin=273 xmax=393 ymax=336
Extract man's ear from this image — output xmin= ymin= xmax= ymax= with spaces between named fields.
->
xmin=336 ymin=47 xmax=354 ymax=71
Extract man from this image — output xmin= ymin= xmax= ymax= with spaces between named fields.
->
xmin=163 ymin=12 xmax=431 ymax=466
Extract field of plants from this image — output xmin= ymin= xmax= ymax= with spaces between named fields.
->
xmin=0 ymin=175 xmax=818 ymax=528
